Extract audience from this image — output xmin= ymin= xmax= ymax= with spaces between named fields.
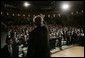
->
xmin=1 ymin=24 xmax=84 ymax=57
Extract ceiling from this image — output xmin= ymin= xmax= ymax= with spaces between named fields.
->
xmin=1 ymin=1 xmax=84 ymax=11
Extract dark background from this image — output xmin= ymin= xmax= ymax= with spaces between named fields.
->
xmin=1 ymin=1 xmax=84 ymax=32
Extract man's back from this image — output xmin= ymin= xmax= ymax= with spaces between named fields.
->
xmin=27 ymin=26 xmax=50 ymax=57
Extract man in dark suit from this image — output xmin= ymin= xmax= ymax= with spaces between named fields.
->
xmin=27 ymin=15 xmax=50 ymax=57
xmin=1 ymin=35 xmax=13 ymax=57
xmin=1 ymin=35 xmax=18 ymax=57
xmin=57 ymin=31 xmax=62 ymax=50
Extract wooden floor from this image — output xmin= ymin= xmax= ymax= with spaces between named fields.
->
xmin=51 ymin=46 xmax=84 ymax=57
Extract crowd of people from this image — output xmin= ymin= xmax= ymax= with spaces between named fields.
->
xmin=48 ymin=25 xmax=84 ymax=50
xmin=1 ymin=24 xmax=84 ymax=57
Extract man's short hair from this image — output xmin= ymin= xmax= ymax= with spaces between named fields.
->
xmin=33 ymin=15 xmax=44 ymax=22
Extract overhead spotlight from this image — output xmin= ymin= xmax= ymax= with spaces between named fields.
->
xmin=61 ymin=2 xmax=70 ymax=11
xmin=62 ymin=4 xmax=70 ymax=10
xmin=24 ymin=2 xmax=30 ymax=7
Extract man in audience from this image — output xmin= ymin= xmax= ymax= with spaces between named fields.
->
xmin=1 ymin=35 xmax=13 ymax=57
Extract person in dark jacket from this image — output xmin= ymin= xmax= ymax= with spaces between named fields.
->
xmin=1 ymin=35 xmax=13 ymax=57
xmin=1 ymin=35 xmax=18 ymax=57
xmin=27 ymin=15 xmax=50 ymax=57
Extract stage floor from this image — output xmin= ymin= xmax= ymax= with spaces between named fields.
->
xmin=51 ymin=46 xmax=84 ymax=57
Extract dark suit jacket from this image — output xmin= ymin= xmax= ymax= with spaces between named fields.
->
xmin=12 ymin=43 xmax=19 ymax=57
xmin=1 ymin=44 xmax=18 ymax=57
xmin=1 ymin=45 xmax=12 ymax=57
xmin=27 ymin=26 xmax=50 ymax=57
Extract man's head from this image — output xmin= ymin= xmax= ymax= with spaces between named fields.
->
xmin=6 ymin=36 xmax=13 ymax=45
xmin=33 ymin=15 xmax=44 ymax=27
